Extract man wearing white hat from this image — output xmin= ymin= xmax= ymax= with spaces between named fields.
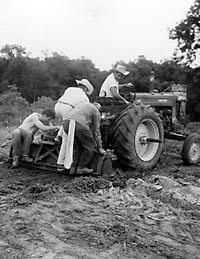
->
xmin=54 ymin=79 xmax=94 ymax=170
xmin=99 ymin=64 xmax=131 ymax=104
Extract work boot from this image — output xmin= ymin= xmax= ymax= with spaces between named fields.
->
xmin=12 ymin=156 xmax=20 ymax=168
xmin=57 ymin=164 xmax=65 ymax=172
xmin=76 ymin=167 xmax=94 ymax=175
xmin=69 ymin=167 xmax=76 ymax=175
xmin=21 ymin=155 xmax=34 ymax=163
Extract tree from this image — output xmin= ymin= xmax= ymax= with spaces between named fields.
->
xmin=155 ymin=60 xmax=188 ymax=87
xmin=122 ymin=56 xmax=156 ymax=92
xmin=169 ymin=0 xmax=200 ymax=64
xmin=0 ymin=44 xmax=28 ymax=59
xmin=0 ymin=44 xmax=32 ymax=100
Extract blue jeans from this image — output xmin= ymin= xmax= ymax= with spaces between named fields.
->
xmin=63 ymin=120 xmax=95 ymax=168
xmin=12 ymin=128 xmax=33 ymax=157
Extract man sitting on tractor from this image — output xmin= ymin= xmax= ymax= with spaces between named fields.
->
xmin=99 ymin=64 xmax=132 ymax=104
xmin=11 ymin=109 xmax=60 ymax=168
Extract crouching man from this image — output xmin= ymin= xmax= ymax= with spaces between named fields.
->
xmin=11 ymin=109 xmax=60 ymax=168
xmin=63 ymin=102 xmax=106 ymax=175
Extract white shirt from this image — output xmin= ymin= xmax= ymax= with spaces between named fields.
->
xmin=59 ymin=87 xmax=89 ymax=106
xmin=99 ymin=73 xmax=119 ymax=97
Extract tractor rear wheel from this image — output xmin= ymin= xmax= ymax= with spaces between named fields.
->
xmin=113 ymin=104 xmax=164 ymax=171
xmin=181 ymin=133 xmax=200 ymax=165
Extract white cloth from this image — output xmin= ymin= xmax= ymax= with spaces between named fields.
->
xmin=55 ymin=104 xmax=72 ymax=165
xmin=99 ymin=73 xmax=119 ymax=97
xmin=64 ymin=119 xmax=75 ymax=169
xmin=57 ymin=130 xmax=68 ymax=165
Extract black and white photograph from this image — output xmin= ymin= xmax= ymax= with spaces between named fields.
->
xmin=0 ymin=0 xmax=200 ymax=258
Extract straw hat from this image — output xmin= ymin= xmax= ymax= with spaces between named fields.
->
xmin=76 ymin=79 xmax=94 ymax=95
xmin=115 ymin=65 xmax=129 ymax=76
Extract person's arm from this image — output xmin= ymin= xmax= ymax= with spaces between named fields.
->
xmin=119 ymin=82 xmax=134 ymax=89
xmin=32 ymin=116 xmax=59 ymax=131
xmin=110 ymin=86 xmax=129 ymax=104
xmin=92 ymin=111 xmax=106 ymax=155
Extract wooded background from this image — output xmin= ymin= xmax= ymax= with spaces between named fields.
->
xmin=0 ymin=0 xmax=200 ymax=126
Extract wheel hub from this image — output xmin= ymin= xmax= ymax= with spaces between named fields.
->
xmin=189 ymin=142 xmax=200 ymax=161
xmin=135 ymin=119 xmax=160 ymax=161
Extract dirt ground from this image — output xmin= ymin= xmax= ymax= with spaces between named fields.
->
xmin=0 ymin=126 xmax=200 ymax=259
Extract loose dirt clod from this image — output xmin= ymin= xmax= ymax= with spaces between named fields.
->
xmin=63 ymin=176 xmax=111 ymax=193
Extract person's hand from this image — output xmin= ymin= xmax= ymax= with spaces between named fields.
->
xmin=51 ymin=126 xmax=60 ymax=131
xmin=127 ymin=82 xmax=134 ymax=88
xmin=98 ymin=147 xmax=106 ymax=155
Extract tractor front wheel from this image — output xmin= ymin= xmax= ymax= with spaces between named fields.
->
xmin=181 ymin=133 xmax=200 ymax=165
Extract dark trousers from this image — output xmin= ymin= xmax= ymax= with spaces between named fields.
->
xmin=63 ymin=120 xmax=95 ymax=168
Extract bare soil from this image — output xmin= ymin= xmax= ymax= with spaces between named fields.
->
xmin=0 ymin=126 xmax=200 ymax=259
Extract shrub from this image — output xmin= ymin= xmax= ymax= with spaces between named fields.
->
xmin=0 ymin=85 xmax=31 ymax=126
xmin=30 ymin=96 xmax=56 ymax=113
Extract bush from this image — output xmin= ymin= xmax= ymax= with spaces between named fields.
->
xmin=0 ymin=85 xmax=31 ymax=126
xmin=30 ymin=96 xmax=56 ymax=113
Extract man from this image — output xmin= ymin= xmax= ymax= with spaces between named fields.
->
xmin=12 ymin=109 xmax=59 ymax=168
xmin=63 ymin=102 xmax=106 ymax=175
xmin=54 ymin=79 xmax=94 ymax=169
xmin=99 ymin=64 xmax=131 ymax=104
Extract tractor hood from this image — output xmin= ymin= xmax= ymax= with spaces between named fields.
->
xmin=132 ymin=92 xmax=186 ymax=107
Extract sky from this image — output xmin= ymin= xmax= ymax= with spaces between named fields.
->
xmin=0 ymin=0 xmax=195 ymax=70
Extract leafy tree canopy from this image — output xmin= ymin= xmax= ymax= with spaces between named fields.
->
xmin=0 ymin=44 xmax=28 ymax=59
xmin=170 ymin=0 xmax=200 ymax=64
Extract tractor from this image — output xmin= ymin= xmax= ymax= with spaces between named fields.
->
xmin=9 ymin=84 xmax=200 ymax=173
xmin=96 ymin=83 xmax=200 ymax=171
